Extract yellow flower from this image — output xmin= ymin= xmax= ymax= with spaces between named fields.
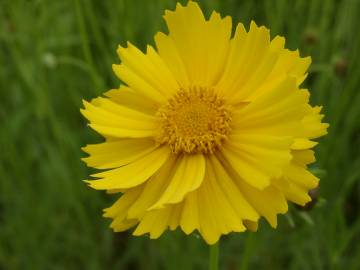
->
xmin=81 ymin=1 xmax=328 ymax=244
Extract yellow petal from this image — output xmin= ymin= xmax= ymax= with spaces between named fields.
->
xmin=89 ymin=124 xmax=155 ymax=138
xmin=104 ymin=87 xmax=158 ymax=115
xmin=291 ymin=149 xmax=316 ymax=166
xmin=232 ymin=78 xmax=308 ymax=136
xmin=89 ymin=124 xmax=153 ymax=138
xmin=215 ymin=22 xmax=247 ymax=96
xmin=112 ymin=63 xmax=166 ymax=104
xmin=154 ymin=32 xmax=190 ymax=87
xmin=81 ymin=99 xmax=157 ymax=138
xmin=283 ymin=164 xmax=319 ymax=189
xmin=216 ymin=153 xmax=288 ymax=227
xmin=111 ymin=219 xmax=138 ymax=232
xmin=232 ymin=49 xmax=280 ymax=101
xmin=220 ymin=146 xmax=271 ymax=189
xmin=267 ymin=48 xmax=311 ymax=86
xmin=133 ymin=207 xmax=172 ymax=239
xmin=135 ymin=203 xmax=183 ymax=237
xmin=168 ymin=203 xmax=183 ymax=230
xmin=82 ymin=100 xmax=156 ymax=128
xmin=87 ymin=146 xmax=171 ymax=190
xmin=301 ymin=106 xmax=329 ymax=139
xmin=106 ymin=189 xmax=124 ymax=194
xmin=238 ymin=182 xmax=288 ymax=228
xmin=180 ymin=191 xmax=200 ymax=234
xmin=103 ymin=186 xmax=144 ymax=219
xmin=272 ymin=177 xmax=311 ymax=206
xmin=162 ymin=2 xmax=231 ymax=86
xmin=206 ymin=158 xmax=248 ymax=231
xmin=208 ymin=155 xmax=259 ymax=221
xmin=127 ymin=156 xmax=178 ymax=219
xmin=272 ymin=148 xmax=316 ymax=206
xmin=227 ymin=133 xmax=293 ymax=178
xmin=104 ymin=186 xmax=144 ymax=232
xmin=82 ymin=138 xmax=157 ymax=169
xmin=195 ymin=165 xmax=247 ymax=245
xmin=291 ymin=138 xmax=318 ymax=150
xmin=150 ymin=154 xmax=206 ymax=209
xmin=243 ymin=220 xmax=258 ymax=232
xmin=196 ymin=180 xmax=220 ymax=244
xmin=116 ymin=43 xmax=179 ymax=99
xmin=218 ymin=21 xmax=274 ymax=98
xmin=90 ymin=97 xmax=156 ymax=122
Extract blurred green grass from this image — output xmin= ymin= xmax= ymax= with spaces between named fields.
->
xmin=0 ymin=0 xmax=359 ymax=269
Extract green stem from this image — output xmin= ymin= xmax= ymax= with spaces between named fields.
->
xmin=240 ymin=233 xmax=254 ymax=270
xmin=209 ymin=242 xmax=219 ymax=270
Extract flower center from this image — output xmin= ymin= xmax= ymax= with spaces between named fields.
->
xmin=156 ymin=87 xmax=232 ymax=154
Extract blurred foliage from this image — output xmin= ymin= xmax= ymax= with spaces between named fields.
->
xmin=0 ymin=0 xmax=359 ymax=269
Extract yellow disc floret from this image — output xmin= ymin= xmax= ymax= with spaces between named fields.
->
xmin=156 ymin=87 xmax=232 ymax=154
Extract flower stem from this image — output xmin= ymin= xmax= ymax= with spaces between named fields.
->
xmin=209 ymin=242 xmax=219 ymax=270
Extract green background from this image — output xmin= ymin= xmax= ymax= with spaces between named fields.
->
xmin=1 ymin=0 xmax=359 ymax=269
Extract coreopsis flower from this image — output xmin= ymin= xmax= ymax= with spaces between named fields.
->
xmin=81 ymin=1 xmax=328 ymax=244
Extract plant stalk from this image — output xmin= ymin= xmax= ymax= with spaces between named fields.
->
xmin=209 ymin=241 xmax=219 ymax=270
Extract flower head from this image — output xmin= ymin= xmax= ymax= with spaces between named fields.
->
xmin=81 ymin=1 xmax=328 ymax=244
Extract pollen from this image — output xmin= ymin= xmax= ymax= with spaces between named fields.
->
xmin=156 ymin=87 xmax=232 ymax=154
